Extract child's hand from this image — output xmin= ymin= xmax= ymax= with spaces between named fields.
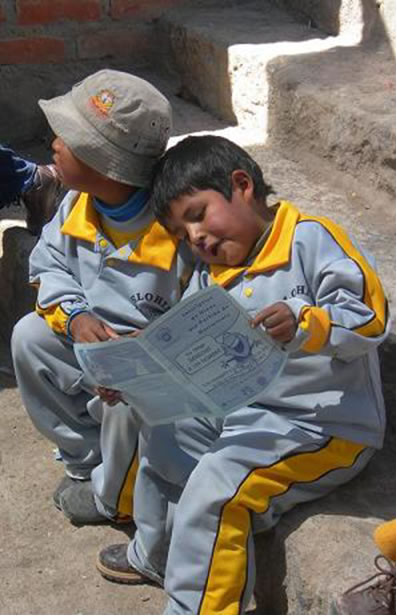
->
xmin=96 ymin=386 xmax=126 ymax=407
xmin=251 ymin=302 xmax=297 ymax=343
xmin=124 ymin=329 xmax=142 ymax=338
xmin=69 ymin=313 xmax=119 ymax=343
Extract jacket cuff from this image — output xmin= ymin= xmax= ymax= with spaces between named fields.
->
xmin=280 ymin=299 xmax=331 ymax=353
xmin=66 ymin=309 xmax=90 ymax=340
xmin=299 ymin=306 xmax=331 ymax=352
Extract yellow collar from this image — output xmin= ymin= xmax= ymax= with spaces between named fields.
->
xmin=61 ymin=192 xmax=99 ymax=243
xmin=61 ymin=192 xmax=178 ymax=271
xmin=127 ymin=220 xmax=179 ymax=271
xmin=210 ymin=201 xmax=300 ymax=287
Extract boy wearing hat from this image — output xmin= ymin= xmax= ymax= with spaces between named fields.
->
xmin=11 ymin=69 xmax=193 ymax=524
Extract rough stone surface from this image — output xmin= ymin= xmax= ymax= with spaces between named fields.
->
xmin=272 ymin=0 xmax=396 ymax=49
xmin=267 ymin=42 xmax=396 ymax=196
xmin=158 ymin=0 xmax=395 ymax=196
xmin=0 ymin=224 xmax=37 ymax=343
xmin=271 ymin=0 xmax=381 ymax=39
xmin=158 ymin=0 xmax=331 ymax=130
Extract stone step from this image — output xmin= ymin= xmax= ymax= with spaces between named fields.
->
xmin=267 ymin=41 xmax=396 ymax=196
xmin=157 ymin=0 xmax=330 ymax=131
xmin=157 ymin=0 xmax=396 ymax=195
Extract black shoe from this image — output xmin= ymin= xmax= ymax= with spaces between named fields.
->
xmin=23 ymin=164 xmax=63 ymax=236
xmin=96 ymin=544 xmax=156 ymax=585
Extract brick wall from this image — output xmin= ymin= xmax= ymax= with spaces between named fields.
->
xmin=0 ymin=0 xmax=184 ymax=65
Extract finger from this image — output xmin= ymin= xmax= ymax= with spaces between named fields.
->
xmin=251 ymin=303 xmax=282 ymax=327
xmin=251 ymin=309 xmax=270 ymax=328
xmin=103 ymin=324 xmax=120 ymax=340
xmin=262 ymin=312 xmax=287 ymax=329
xmin=125 ymin=330 xmax=141 ymax=338
xmin=91 ymin=324 xmax=113 ymax=342
xmin=81 ymin=331 xmax=106 ymax=343
xmin=266 ymin=322 xmax=295 ymax=342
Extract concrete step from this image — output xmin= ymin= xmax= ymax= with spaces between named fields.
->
xmin=157 ymin=0 xmax=330 ymax=131
xmin=267 ymin=42 xmax=396 ymax=196
xmin=157 ymin=0 xmax=395 ymax=195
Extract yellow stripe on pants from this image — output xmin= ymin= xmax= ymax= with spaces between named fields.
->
xmin=117 ymin=452 xmax=139 ymax=517
xmin=199 ymin=438 xmax=366 ymax=615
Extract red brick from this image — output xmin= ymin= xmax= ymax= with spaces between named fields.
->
xmin=17 ymin=0 xmax=102 ymax=25
xmin=110 ymin=0 xmax=181 ymax=19
xmin=78 ymin=27 xmax=153 ymax=59
xmin=0 ymin=37 xmax=65 ymax=64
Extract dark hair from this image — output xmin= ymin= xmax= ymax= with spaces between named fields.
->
xmin=149 ymin=135 xmax=274 ymax=225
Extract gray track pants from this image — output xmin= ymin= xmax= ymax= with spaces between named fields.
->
xmin=129 ymin=410 xmax=374 ymax=615
xmin=11 ymin=312 xmax=140 ymax=519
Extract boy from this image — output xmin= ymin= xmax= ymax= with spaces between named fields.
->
xmin=0 ymin=144 xmax=62 ymax=235
xmin=11 ymin=70 xmax=192 ymax=525
xmin=97 ymin=136 xmax=389 ymax=615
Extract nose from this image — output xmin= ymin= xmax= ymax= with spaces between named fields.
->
xmin=186 ymin=222 xmax=205 ymax=246
xmin=51 ymin=136 xmax=63 ymax=152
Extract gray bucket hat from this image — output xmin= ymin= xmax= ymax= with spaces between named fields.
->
xmin=39 ymin=69 xmax=172 ymax=187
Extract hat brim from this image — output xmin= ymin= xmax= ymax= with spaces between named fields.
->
xmin=39 ymin=93 xmax=157 ymax=187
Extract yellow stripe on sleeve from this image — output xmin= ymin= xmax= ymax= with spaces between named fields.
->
xmin=36 ymin=303 xmax=69 ymax=336
xmin=300 ymin=214 xmax=387 ymax=338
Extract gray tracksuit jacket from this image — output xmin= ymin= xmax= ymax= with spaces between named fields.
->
xmin=30 ymin=190 xmax=193 ymax=335
xmin=185 ymin=200 xmax=389 ymax=448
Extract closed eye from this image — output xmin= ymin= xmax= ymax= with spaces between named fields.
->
xmin=185 ymin=206 xmax=206 ymax=223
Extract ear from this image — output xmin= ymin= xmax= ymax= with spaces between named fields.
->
xmin=231 ymin=169 xmax=254 ymax=202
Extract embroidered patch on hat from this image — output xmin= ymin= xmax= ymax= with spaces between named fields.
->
xmin=90 ymin=89 xmax=115 ymax=116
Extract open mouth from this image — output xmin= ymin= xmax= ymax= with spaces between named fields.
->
xmin=193 ymin=240 xmax=223 ymax=260
xmin=207 ymin=241 xmax=222 ymax=257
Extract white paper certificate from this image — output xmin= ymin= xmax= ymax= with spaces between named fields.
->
xmin=75 ymin=285 xmax=287 ymax=425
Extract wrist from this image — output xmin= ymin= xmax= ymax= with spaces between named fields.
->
xmin=66 ymin=309 xmax=89 ymax=340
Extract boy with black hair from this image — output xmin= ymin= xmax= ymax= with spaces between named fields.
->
xmin=97 ymin=135 xmax=389 ymax=615
xmin=11 ymin=70 xmax=193 ymax=526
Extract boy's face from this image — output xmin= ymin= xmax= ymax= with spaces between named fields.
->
xmin=165 ymin=173 xmax=266 ymax=267
xmin=52 ymin=137 xmax=104 ymax=193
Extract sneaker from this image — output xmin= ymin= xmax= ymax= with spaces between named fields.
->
xmin=331 ymin=555 xmax=396 ymax=615
xmin=53 ymin=475 xmax=84 ymax=510
xmin=59 ymin=481 xmax=133 ymax=526
xmin=23 ymin=163 xmax=63 ymax=236
xmin=59 ymin=481 xmax=110 ymax=525
xmin=96 ymin=544 xmax=156 ymax=585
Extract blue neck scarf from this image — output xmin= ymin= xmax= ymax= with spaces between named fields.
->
xmin=93 ymin=188 xmax=150 ymax=222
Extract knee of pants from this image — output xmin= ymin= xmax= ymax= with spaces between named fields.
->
xmin=144 ymin=424 xmax=199 ymax=486
xmin=12 ymin=312 xmax=45 ymax=361
xmin=177 ymin=451 xmax=234 ymax=516
xmin=12 ymin=311 xmax=83 ymax=394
